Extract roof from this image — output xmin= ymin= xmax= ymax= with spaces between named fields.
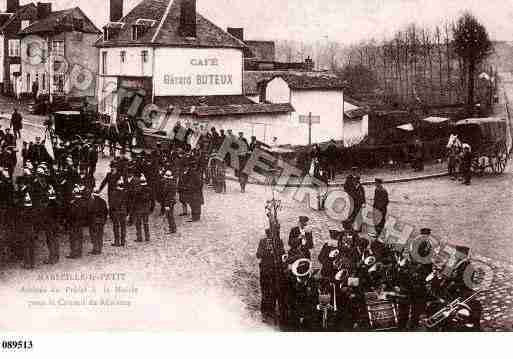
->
xmin=455 ymin=117 xmax=506 ymax=126
xmin=345 ymin=108 xmax=368 ymax=120
xmin=276 ymin=73 xmax=345 ymax=90
xmin=0 ymin=13 xmax=13 ymax=29
xmin=0 ymin=3 xmax=36 ymax=32
xmin=96 ymin=0 xmax=246 ymax=49
xmin=193 ymin=103 xmax=294 ymax=117
xmin=243 ymin=70 xmax=345 ymax=95
xmin=19 ymin=7 xmax=101 ymax=35
xmin=154 ymin=95 xmax=254 ymax=112
xmin=152 ymin=95 xmax=293 ymax=117
xmin=422 ymin=116 xmax=449 ymax=124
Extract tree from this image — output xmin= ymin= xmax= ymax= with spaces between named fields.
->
xmin=338 ymin=64 xmax=379 ymax=99
xmin=453 ymin=12 xmax=493 ymax=106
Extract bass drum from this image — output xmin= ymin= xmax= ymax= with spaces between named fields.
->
xmin=364 ymin=292 xmax=399 ymax=331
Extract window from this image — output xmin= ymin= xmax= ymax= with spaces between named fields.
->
xmin=52 ymin=41 xmax=64 ymax=57
xmin=8 ymin=39 xmax=20 ymax=57
xmin=101 ymin=51 xmax=107 ymax=74
xmin=132 ymin=25 xmax=138 ymax=41
xmin=120 ymin=50 xmax=126 ymax=63
xmin=141 ymin=50 xmax=148 ymax=63
xmin=42 ymin=73 xmax=46 ymax=90
xmin=21 ymin=20 xmax=30 ymax=30
xmin=26 ymin=73 xmax=30 ymax=92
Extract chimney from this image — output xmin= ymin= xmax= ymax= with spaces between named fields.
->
xmin=37 ymin=2 xmax=52 ymax=20
xmin=180 ymin=0 xmax=196 ymax=38
xmin=227 ymin=27 xmax=244 ymax=42
xmin=110 ymin=0 xmax=124 ymax=22
xmin=6 ymin=0 xmax=19 ymax=13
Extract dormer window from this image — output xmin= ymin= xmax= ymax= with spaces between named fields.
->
xmin=132 ymin=19 xmax=156 ymax=41
xmin=103 ymin=22 xmax=124 ymax=41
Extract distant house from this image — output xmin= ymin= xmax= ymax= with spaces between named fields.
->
xmin=0 ymin=0 xmax=38 ymax=96
xmin=18 ymin=5 xmax=101 ymax=99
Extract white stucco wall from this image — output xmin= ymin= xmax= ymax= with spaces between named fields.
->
xmin=343 ymin=101 xmax=369 ymax=146
xmin=99 ymin=46 xmax=153 ymax=77
xmin=290 ymin=89 xmax=344 ymax=144
xmin=265 ymin=77 xmax=290 ymax=104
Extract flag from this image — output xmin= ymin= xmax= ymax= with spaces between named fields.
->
xmin=42 ymin=128 xmax=54 ymax=159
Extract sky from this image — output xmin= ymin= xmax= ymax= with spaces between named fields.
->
xmin=4 ymin=0 xmax=513 ymax=44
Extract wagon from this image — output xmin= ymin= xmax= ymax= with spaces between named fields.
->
xmin=454 ymin=117 xmax=509 ymax=174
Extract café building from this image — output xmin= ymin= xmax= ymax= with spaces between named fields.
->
xmin=95 ymin=0 xmax=294 ymax=143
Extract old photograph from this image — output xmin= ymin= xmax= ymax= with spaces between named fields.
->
xmin=0 ymin=0 xmax=512 ymax=340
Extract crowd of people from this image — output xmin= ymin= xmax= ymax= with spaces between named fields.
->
xmin=0 ymin=112 xmax=274 ymax=269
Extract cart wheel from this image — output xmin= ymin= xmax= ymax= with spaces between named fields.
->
xmin=492 ymin=142 xmax=508 ymax=174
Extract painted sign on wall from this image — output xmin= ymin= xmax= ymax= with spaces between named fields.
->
xmin=154 ymin=48 xmax=243 ymax=96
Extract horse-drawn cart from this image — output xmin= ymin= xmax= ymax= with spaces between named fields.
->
xmin=455 ymin=117 xmax=509 ymax=174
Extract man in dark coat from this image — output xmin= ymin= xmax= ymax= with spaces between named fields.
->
xmin=325 ymin=139 xmax=338 ymax=181
xmin=43 ymin=184 xmax=61 ymax=264
xmin=256 ymin=227 xmax=286 ymax=324
xmin=285 ymin=258 xmax=319 ymax=331
xmin=4 ymin=128 xmax=15 ymax=147
xmin=0 ymin=167 xmax=15 ymax=259
xmin=108 ymin=177 xmax=128 ymax=247
xmin=159 ymin=170 xmax=178 ymax=233
xmin=88 ymin=193 xmax=108 ymax=255
xmin=288 ymin=216 xmax=314 ymax=261
xmin=18 ymin=188 xmax=37 ymax=269
xmin=67 ymin=185 xmax=89 ymax=259
xmin=373 ymin=178 xmax=389 ymax=239
xmin=460 ymin=144 xmax=472 ymax=185
xmin=132 ymin=174 xmax=154 ymax=242
xmin=188 ymin=165 xmax=204 ymax=222
xmin=10 ymin=108 xmax=22 ymax=140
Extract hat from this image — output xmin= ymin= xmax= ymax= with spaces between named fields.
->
xmin=420 ymin=228 xmax=431 ymax=235
xmin=140 ymin=174 xmax=148 ymax=186
xmin=291 ymin=258 xmax=312 ymax=277
xmin=329 ymin=229 xmax=342 ymax=239
xmin=163 ymin=170 xmax=173 ymax=179
xmin=72 ymin=184 xmax=84 ymax=198
xmin=299 ymin=216 xmax=309 ymax=224
xmin=375 ymin=178 xmax=383 ymax=184
xmin=48 ymin=186 xmax=57 ymax=200
xmin=115 ymin=178 xmax=125 ymax=190
xmin=23 ymin=192 xmax=32 ymax=207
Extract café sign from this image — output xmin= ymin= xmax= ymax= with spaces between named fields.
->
xmin=154 ymin=48 xmax=243 ymax=96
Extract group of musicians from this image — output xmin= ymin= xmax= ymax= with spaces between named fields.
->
xmin=257 ymin=214 xmax=483 ymax=331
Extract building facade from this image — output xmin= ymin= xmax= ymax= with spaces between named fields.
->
xmin=96 ymin=0 xmax=294 ymax=143
xmin=18 ymin=6 xmax=100 ymax=99
xmin=0 ymin=0 xmax=39 ymax=95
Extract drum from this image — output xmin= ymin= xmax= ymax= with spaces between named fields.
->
xmin=365 ymin=292 xmax=399 ymax=331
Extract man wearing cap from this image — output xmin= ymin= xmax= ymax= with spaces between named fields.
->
xmin=132 ymin=173 xmax=154 ymax=242
xmin=288 ymin=216 xmax=314 ymax=261
xmin=285 ymin=258 xmax=319 ymax=331
xmin=109 ymin=177 xmax=129 ymax=247
xmin=17 ymin=188 xmax=37 ymax=269
xmin=159 ymin=170 xmax=178 ymax=234
xmin=88 ymin=192 xmax=108 ymax=255
xmin=373 ymin=178 xmax=389 ymax=239
xmin=67 ymin=185 xmax=89 ymax=259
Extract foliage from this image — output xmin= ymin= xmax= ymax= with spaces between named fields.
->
xmin=337 ymin=64 xmax=379 ymax=99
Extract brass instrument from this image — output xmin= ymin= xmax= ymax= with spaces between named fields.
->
xmin=424 ymin=290 xmax=483 ymax=328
